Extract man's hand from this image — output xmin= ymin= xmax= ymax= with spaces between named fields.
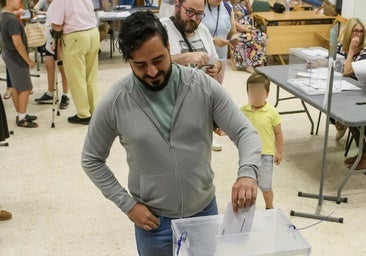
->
xmin=187 ymin=51 xmax=209 ymax=66
xmin=231 ymin=177 xmax=257 ymax=212
xmin=205 ymin=64 xmax=219 ymax=79
xmin=349 ymin=36 xmax=360 ymax=56
xmin=213 ymin=37 xmax=229 ymax=48
xmin=127 ymin=203 xmax=160 ymax=231
xmin=306 ymin=59 xmax=328 ymax=69
xmin=229 ymin=34 xmax=239 ymax=47
xmin=28 ymin=60 xmax=36 ymax=69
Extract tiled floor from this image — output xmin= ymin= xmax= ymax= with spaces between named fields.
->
xmin=0 ymin=40 xmax=365 ymax=255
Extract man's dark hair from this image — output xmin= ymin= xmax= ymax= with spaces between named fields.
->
xmin=0 ymin=0 xmax=7 ymax=8
xmin=118 ymin=11 xmax=169 ymax=61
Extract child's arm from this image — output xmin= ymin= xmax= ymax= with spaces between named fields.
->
xmin=274 ymin=123 xmax=283 ymax=165
xmin=11 ymin=35 xmax=35 ymax=68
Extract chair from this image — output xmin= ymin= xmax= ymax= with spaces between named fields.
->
xmin=252 ymin=1 xmax=271 ymax=32
xmin=292 ymin=5 xmax=305 ymax=25
xmin=252 ymin=0 xmax=271 ymax=12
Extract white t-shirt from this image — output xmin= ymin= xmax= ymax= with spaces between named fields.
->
xmin=35 ymin=0 xmax=51 ymax=11
xmin=352 ymin=59 xmax=366 ymax=84
xmin=158 ymin=0 xmax=174 ymax=18
xmin=160 ymin=17 xmax=219 ymax=62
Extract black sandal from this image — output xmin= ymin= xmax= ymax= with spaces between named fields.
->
xmin=17 ymin=119 xmax=39 ymax=128
xmin=15 ymin=114 xmax=37 ymax=125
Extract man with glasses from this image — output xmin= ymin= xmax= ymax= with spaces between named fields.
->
xmin=160 ymin=0 xmax=224 ymax=151
xmin=160 ymin=0 xmax=222 ymax=79
xmin=82 ymin=11 xmax=261 ymax=256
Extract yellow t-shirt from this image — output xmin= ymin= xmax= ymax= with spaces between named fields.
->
xmin=241 ymin=103 xmax=281 ymax=155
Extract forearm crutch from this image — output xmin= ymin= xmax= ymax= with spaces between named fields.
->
xmin=51 ymin=30 xmax=62 ymax=128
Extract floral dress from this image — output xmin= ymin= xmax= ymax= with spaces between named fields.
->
xmin=231 ymin=2 xmax=267 ymax=69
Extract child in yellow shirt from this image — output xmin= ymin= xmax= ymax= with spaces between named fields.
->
xmin=241 ymin=73 xmax=283 ymax=209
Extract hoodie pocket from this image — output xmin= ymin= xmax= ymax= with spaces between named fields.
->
xmin=139 ymin=165 xmax=214 ymax=215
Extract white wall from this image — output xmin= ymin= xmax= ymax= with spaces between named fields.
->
xmin=342 ymin=0 xmax=366 ymax=24
xmin=151 ymin=0 xmax=159 ymax=6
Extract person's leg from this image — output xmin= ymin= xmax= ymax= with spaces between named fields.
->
xmin=12 ymin=89 xmax=37 ymax=127
xmin=56 ymin=62 xmax=70 ymax=109
xmin=45 ymin=55 xmax=56 ymax=93
xmin=34 ymin=53 xmax=55 ymax=104
xmin=262 ymin=190 xmax=274 ymax=209
xmin=11 ymin=88 xmax=19 ymax=113
xmin=6 ymin=68 xmax=12 ymax=89
xmin=15 ymin=90 xmax=31 ymax=114
xmin=84 ymin=28 xmax=100 ymax=115
xmin=335 ymin=122 xmax=347 ymax=140
xmin=134 ymin=197 xmax=218 ymax=256
xmin=58 ymin=64 xmax=69 ymax=94
xmin=258 ymin=155 xmax=274 ymax=209
xmin=4 ymin=68 xmax=13 ymax=99
xmin=345 ymin=127 xmax=362 ymax=165
xmin=7 ymin=64 xmax=38 ymax=128
xmin=62 ymin=31 xmax=91 ymax=119
xmin=134 ymin=216 xmax=173 ymax=256
xmin=347 ymin=127 xmax=366 ymax=170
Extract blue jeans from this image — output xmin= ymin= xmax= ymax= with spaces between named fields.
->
xmin=134 ymin=196 xmax=218 ymax=256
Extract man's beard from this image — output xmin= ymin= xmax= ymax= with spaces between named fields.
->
xmin=135 ymin=64 xmax=173 ymax=92
xmin=175 ymin=12 xmax=199 ymax=34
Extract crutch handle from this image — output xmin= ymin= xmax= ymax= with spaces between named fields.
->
xmin=51 ymin=29 xmax=63 ymax=40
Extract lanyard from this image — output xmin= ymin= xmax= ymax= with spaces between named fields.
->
xmin=170 ymin=16 xmax=195 ymax=52
xmin=208 ymin=4 xmax=220 ymax=37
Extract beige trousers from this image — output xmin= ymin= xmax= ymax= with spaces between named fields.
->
xmin=62 ymin=27 xmax=100 ymax=118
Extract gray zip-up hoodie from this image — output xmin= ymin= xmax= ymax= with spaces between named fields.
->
xmin=81 ymin=64 xmax=261 ymax=218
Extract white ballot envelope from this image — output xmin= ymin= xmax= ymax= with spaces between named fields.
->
xmin=219 ymin=203 xmax=255 ymax=236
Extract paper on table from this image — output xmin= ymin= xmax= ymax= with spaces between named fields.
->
xmin=352 ymin=59 xmax=366 ymax=84
xmin=341 ymin=80 xmax=362 ymax=91
xmin=219 ymin=203 xmax=255 ymax=236
xmin=301 ymin=49 xmax=328 ymax=58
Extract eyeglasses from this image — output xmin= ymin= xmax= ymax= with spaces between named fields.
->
xmin=181 ymin=4 xmax=205 ymax=20
xmin=352 ymin=29 xmax=364 ymax=34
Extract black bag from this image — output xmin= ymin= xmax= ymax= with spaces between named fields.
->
xmin=273 ymin=3 xmax=285 ymax=13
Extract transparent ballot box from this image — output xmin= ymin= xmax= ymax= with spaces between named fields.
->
xmin=287 ymin=47 xmax=345 ymax=95
xmin=171 ymin=208 xmax=311 ymax=256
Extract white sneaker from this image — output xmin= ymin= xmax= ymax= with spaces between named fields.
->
xmin=212 ymin=138 xmax=222 ymax=151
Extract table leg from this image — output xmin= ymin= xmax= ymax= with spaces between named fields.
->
xmin=274 ymin=85 xmax=280 ymax=107
xmin=290 ymin=112 xmax=345 ymax=224
xmin=278 ymin=55 xmax=285 ymax=65
xmin=315 ymin=111 xmax=322 ymax=136
xmin=301 ymin=100 xmax=314 ymax=135
xmin=273 ymin=85 xmax=314 ymax=135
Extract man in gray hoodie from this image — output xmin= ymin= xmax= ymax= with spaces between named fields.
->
xmin=82 ymin=11 xmax=261 ymax=256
